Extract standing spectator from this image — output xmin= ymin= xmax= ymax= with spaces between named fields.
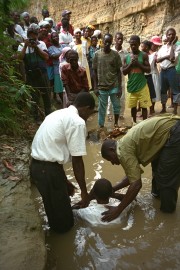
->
xmin=48 ymin=32 xmax=64 ymax=103
xmin=18 ymin=26 xmax=51 ymax=123
xmin=111 ymin=32 xmax=129 ymax=119
xmin=59 ymin=47 xmax=72 ymax=107
xmin=61 ymin=50 xmax=89 ymax=106
xmin=70 ymin=28 xmax=92 ymax=89
xmin=123 ymin=35 xmax=151 ymax=124
xmin=59 ymin=18 xmax=73 ymax=45
xmin=93 ymin=34 xmax=122 ymax=128
xmin=56 ymin=10 xmax=74 ymax=35
xmin=149 ymin=36 xmax=162 ymax=103
xmin=93 ymin=30 xmax=103 ymax=48
xmin=82 ymin=27 xmax=92 ymax=48
xmin=30 ymin=16 xmax=39 ymax=25
xmin=141 ymin=40 xmax=156 ymax=115
xmin=38 ymin=24 xmax=54 ymax=99
xmin=44 ymin=17 xmax=56 ymax=33
xmin=41 ymin=9 xmax=50 ymax=22
xmin=157 ymin=28 xmax=180 ymax=114
xmin=11 ymin=11 xmax=27 ymax=40
xmin=21 ymin=12 xmax=30 ymax=35
xmin=88 ymin=36 xmax=100 ymax=89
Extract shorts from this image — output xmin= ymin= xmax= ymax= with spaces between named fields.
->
xmin=127 ymin=84 xmax=152 ymax=108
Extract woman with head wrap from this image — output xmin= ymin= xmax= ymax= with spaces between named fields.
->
xmin=21 ymin=12 xmax=30 ymax=34
xmin=93 ymin=29 xmax=103 ymax=48
xmin=69 ymin=28 xmax=92 ymax=89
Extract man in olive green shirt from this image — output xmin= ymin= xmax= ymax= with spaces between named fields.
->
xmin=101 ymin=115 xmax=180 ymax=222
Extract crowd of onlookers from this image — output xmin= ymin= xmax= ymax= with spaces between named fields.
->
xmin=5 ymin=8 xmax=180 ymax=126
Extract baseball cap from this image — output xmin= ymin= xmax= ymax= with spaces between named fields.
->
xmin=62 ymin=10 xmax=72 ymax=17
xmin=150 ymin=36 xmax=162 ymax=45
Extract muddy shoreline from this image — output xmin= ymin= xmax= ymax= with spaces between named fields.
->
xmin=0 ymin=135 xmax=46 ymax=270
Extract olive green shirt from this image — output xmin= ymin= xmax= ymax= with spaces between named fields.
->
xmin=92 ymin=49 xmax=122 ymax=90
xmin=116 ymin=115 xmax=180 ymax=183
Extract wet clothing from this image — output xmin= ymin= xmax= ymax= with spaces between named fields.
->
xmin=30 ymin=105 xmax=87 ymax=232
xmin=116 ymin=115 xmax=180 ymax=183
xmin=126 ymin=51 xmax=147 ymax=93
xmin=151 ymin=120 xmax=180 ymax=212
xmin=116 ymin=115 xmax=180 ymax=212
xmin=73 ymin=199 xmax=134 ymax=226
xmin=30 ymin=159 xmax=74 ymax=233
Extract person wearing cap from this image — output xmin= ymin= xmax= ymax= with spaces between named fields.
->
xmin=30 ymin=92 xmax=96 ymax=233
xmin=156 ymin=27 xmax=180 ymax=114
xmin=56 ymin=10 xmax=74 ymax=35
xmin=149 ymin=36 xmax=162 ymax=103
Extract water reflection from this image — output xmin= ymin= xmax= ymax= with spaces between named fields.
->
xmin=34 ymin=140 xmax=180 ymax=270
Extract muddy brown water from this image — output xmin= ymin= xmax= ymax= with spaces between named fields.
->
xmin=33 ymin=106 xmax=180 ymax=270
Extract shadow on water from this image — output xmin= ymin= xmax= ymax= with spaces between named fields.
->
xmin=33 ymin=110 xmax=180 ymax=270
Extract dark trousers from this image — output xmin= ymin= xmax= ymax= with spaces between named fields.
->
xmin=30 ymin=159 xmax=74 ymax=233
xmin=151 ymin=121 xmax=180 ymax=213
xmin=27 ymin=71 xmax=51 ymax=120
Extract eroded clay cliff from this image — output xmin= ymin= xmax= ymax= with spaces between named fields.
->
xmin=29 ymin=0 xmax=180 ymax=40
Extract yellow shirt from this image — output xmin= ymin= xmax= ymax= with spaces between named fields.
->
xmin=116 ymin=115 xmax=180 ymax=183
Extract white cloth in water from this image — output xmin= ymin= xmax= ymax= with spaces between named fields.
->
xmin=73 ymin=198 xmax=135 ymax=226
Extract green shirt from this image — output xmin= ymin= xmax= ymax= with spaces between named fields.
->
xmin=126 ymin=51 xmax=147 ymax=93
xmin=116 ymin=115 xmax=180 ymax=183
xmin=92 ymin=49 xmax=122 ymax=90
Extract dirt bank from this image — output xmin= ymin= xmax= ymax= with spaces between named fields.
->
xmin=0 ymin=135 xmax=46 ymax=270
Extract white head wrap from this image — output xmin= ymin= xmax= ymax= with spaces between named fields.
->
xmin=93 ymin=30 xmax=101 ymax=37
xmin=38 ymin=21 xmax=50 ymax=27
xmin=74 ymin=28 xmax=81 ymax=35
xmin=21 ymin=12 xmax=29 ymax=18
xmin=44 ymin=17 xmax=54 ymax=24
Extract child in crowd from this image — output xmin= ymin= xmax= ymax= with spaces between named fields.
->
xmin=141 ymin=40 xmax=156 ymax=115
xmin=88 ymin=35 xmax=100 ymax=90
xmin=73 ymin=178 xmax=134 ymax=226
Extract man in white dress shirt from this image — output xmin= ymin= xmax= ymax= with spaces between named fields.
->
xmin=30 ymin=92 xmax=96 ymax=233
